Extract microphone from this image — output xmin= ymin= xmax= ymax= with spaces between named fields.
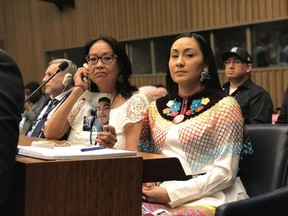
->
xmin=25 ymin=61 xmax=69 ymax=102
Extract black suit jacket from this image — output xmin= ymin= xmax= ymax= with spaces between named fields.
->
xmin=0 ymin=49 xmax=24 ymax=214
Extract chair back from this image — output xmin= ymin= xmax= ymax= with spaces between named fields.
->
xmin=239 ymin=124 xmax=288 ymax=197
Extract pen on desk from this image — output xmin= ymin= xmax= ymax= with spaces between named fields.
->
xmin=80 ymin=146 xmax=104 ymax=152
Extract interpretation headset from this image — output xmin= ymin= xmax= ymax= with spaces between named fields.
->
xmin=62 ymin=73 xmax=73 ymax=88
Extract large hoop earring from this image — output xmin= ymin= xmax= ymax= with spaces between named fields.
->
xmin=200 ymin=67 xmax=211 ymax=82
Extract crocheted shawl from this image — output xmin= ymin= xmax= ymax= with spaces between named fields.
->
xmin=139 ymin=89 xmax=252 ymax=173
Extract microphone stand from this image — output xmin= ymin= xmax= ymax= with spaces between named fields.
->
xmin=25 ymin=71 xmax=60 ymax=103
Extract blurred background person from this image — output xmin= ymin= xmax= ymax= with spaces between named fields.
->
xmin=153 ymin=84 xmax=168 ymax=100
xmin=19 ymin=81 xmax=47 ymax=135
xmin=276 ymin=87 xmax=288 ymax=124
xmin=139 ymin=85 xmax=158 ymax=102
xmin=139 ymin=84 xmax=168 ymax=102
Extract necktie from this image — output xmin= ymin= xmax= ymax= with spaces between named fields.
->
xmin=30 ymin=99 xmax=58 ymax=137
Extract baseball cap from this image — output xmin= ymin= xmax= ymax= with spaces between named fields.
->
xmin=222 ymin=47 xmax=252 ymax=63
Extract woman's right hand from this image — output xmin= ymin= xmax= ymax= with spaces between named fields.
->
xmin=96 ymin=125 xmax=117 ymax=148
xmin=74 ymin=66 xmax=89 ymax=90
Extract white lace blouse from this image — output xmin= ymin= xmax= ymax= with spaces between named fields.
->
xmin=109 ymin=92 xmax=149 ymax=149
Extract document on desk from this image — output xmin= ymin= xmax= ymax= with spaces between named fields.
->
xmin=17 ymin=145 xmax=136 ymax=160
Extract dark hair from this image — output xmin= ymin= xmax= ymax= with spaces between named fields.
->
xmin=24 ymin=81 xmax=43 ymax=103
xmin=98 ymin=97 xmax=111 ymax=104
xmin=84 ymin=35 xmax=137 ymax=99
xmin=166 ymin=32 xmax=222 ymax=94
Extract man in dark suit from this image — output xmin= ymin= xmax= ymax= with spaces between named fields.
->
xmin=0 ymin=49 xmax=24 ymax=214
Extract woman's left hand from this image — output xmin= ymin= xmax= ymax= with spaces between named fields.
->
xmin=142 ymin=185 xmax=170 ymax=204
xmin=96 ymin=125 xmax=117 ymax=148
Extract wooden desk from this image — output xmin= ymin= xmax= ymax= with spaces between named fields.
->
xmin=10 ymin=136 xmax=189 ymax=216
xmin=10 ymin=136 xmax=142 ymax=216
xmin=138 ymin=152 xmax=190 ymax=182
xmin=17 ymin=136 xmax=189 ymax=183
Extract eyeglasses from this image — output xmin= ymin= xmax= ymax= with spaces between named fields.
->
xmin=85 ymin=54 xmax=117 ymax=65
xmin=224 ymin=59 xmax=246 ymax=66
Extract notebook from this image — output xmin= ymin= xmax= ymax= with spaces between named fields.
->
xmin=17 ymin=145 xmax=137 ymax=160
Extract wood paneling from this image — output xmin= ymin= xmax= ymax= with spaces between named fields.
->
xmin=0 ymin=0 xmax=287 ymax=81
xmin=0 ymin=0 xmax=287 ymax=109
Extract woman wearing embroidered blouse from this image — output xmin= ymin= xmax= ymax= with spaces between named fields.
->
xmin=44 ymin=35 xmax=149 ymax=150
xmin=139 ymin=33 xmax=252 ymax=215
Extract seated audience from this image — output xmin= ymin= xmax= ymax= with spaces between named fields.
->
xmin=44 ymin=35 xmax=149 ymax=150
xmin=0 ymin=49 xmax=24 ymax=214
xmin=139 ymin=85 xmax=158 ymax=102
xmin=222 ymin=46 xmax=273 ymax=124
xmin=20 ymin=81 xmax=47 ymax=135
xmin=138 ymin=33 xmax=253 ymax=215
xmin=27 ymin=59 xmax=77 ymax=138
xmin=153 ymin=84 xmax=168 ymax=100
xmin=276 ymin=88 xmax=288 ymax=124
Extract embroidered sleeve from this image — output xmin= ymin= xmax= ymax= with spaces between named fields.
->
xmin=122 ymin=93 xmax=149 ymax=126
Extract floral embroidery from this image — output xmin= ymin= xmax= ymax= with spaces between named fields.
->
xmin=163 ymin=97 xmax=210 ymax=117
xmin=202 ymin=97 xmax=210 ymax=105
xmin=190 ymin=99 xmax=202 ymax=110
xmin=163 ymin=99 xmax=181 ymax=116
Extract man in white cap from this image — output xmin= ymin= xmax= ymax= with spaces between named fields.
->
xmin=222 ymin=46 xmax=273 ymax=124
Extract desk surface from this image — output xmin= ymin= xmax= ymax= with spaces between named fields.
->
xmin=12 ymin=136 xmax=189 ymax=216
xmin=17 ymin=135 xmax=189 ymax=182
xmin=13 ymin=136 xmax=143 ymax=216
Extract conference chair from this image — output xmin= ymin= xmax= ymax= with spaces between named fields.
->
xmin=215 ymin=124 xmax=288 ymax=216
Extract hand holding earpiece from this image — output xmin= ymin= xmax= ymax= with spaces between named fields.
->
xmin=74 ymin=65 xmax=89 ymax=90
xmin=82 ymin=63 xmax=89 ymax=82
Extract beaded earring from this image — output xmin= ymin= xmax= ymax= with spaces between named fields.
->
xmin=200 ymin=67 xmax=211 ymax=82
xmin=117 ymin=74 xmax=124 ymax=83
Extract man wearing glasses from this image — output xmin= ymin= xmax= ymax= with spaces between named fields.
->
xmin=222 ymin=47 xmax=273 ymax=124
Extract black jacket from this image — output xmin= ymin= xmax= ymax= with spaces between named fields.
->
xmin=223 ymin=79 xmax=273 ymax=124
xmin=0 ymin=49 xmax=24 ymax=214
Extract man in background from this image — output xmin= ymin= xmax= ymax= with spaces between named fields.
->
xmin=27 ymin=59 xmax=77 ymax=138
xmin=222 ymin=47 xmax=273 ymax=124
xmin=0 ymin=49 xmax=24 ymax=214
xmin=20 ymin=81 xmax=47 ymax=135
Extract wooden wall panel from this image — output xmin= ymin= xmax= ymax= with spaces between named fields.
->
xmin=0 ymin=0 xmax=287 ymax=81
xmin=0 ymin=0 xmax=287 ymax=109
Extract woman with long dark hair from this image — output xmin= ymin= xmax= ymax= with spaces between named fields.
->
xmin=139 ymin=32 xmax=252 ymax=215
xmin=44 ymin=35 xmax=149 ymax=150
